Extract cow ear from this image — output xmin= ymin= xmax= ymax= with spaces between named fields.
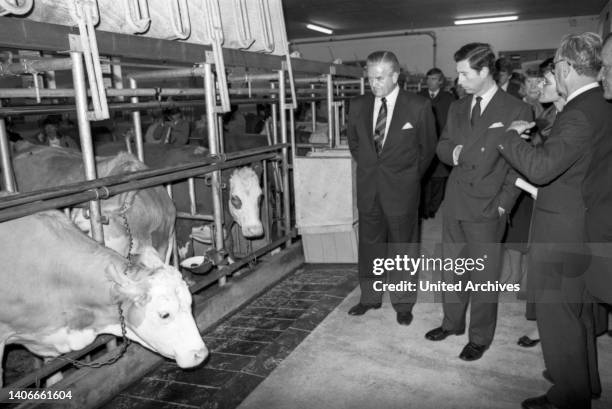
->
xmin=105 ymin=263 xmax=148 ymax=305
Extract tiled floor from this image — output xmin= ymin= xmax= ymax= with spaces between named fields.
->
xmin=101 ymin=264 xmax=358 ymax=409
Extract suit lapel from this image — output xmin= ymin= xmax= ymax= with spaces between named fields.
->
xmin=363 ymin=94 xmax=376 ymax=150
xmin=464 ymin=89 xmax=503 ymax=150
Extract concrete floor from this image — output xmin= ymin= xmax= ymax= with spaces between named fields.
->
xmin=238 ymin=213 xmax=612 ymax=409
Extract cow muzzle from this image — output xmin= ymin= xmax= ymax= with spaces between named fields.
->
xmin=175 ymin=345 xmax=209 ymax=368
xmin=241 ymin=222 xmax=264 ymax=238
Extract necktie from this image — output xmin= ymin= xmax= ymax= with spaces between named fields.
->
xmin=374 ymin=97 xmax=387 ymax=156
xmin=430 ymin=91 xmax=435 ymax=99
xmin=471 ymin=96 xmax=482 ymax=127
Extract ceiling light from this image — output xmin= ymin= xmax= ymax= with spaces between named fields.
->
xmin=306 ymin=23 xmax=333 ymax=35
xmin=454 ymin=15 xmax=518 ymax=25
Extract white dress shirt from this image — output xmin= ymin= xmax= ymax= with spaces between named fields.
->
xmin=372 ymin=85 xmax=400 ymax=147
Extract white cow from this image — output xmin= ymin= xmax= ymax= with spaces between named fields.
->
xmin=0 ymin=210 xmax=207 ymax=386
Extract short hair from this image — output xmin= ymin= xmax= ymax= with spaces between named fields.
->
xmin=366 ymin=51 xmax=400 ymax=73
xmin=454 ymin=43 xmax=496 ymax=74
xmin=495 ymin=58 xmax=514 ymax=75
xmin=556 ymin=32 xmax=602 ymax=77
xmin=426 ymin=67 xmax=444 ymax=77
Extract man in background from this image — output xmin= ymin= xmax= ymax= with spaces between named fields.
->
xmin=496 ymin=57 xmax=522 ymax=99
xmin=418 ymin=68 xmax=456 ymax=219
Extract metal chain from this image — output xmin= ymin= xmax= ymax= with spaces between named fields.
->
xmin=55 ymin=198 xmax=134 ymax=369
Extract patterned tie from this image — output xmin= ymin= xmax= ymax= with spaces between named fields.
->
xmin=471 ymin=96 xmax=482 ymax=127
xmin=374 ymin=97 xmax=387 ymax=156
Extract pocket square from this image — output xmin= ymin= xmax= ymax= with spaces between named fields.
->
xmin=488 ymin=122 xmax=504 ymax=129
xmin=402 ymin=122 xmax=414 ymax=130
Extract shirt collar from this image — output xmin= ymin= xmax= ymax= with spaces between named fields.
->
xmin=429 ymin=89 xmax=439 ymax=98
xmin=566 ymin=82 xmax=599 ymax=104
xmin=471 ymin=84 xmax=498 ymax=111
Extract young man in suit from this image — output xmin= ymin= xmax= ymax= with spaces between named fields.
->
xmin=347 ymin=51 xmax=436 ymax=325
xmin=496 ymin=57 xmax=522 ymax=100
xmin=418 ymin=68 xmax=456 ymax=219
xmin=426 ymin=43 xmax=532 ymax=361
xmin=495 ymin=32 xmax=609 ymax=409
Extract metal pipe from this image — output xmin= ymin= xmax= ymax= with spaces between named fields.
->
xmin=326 ymin=74 xmax=334 ymax=148
xmin=360 ymin=77 xmax=365 ymax=95
xmin=129 ymin=66 xmax=205 ymax=81
xmin=262 ymin=159 xmax=271 ymax=245
xmin=310 ymin=83 xmax=316 ymax=132
xmin=278 ymin=69 xmax=291 ymax=247
xmin=291 ymin=30 xmax=437 ymax=68
xmin=204 ymin=63 xmax=225 ymax=284
xmin=165 ymin=184 xmax=179 ymax=267
xmin=129 ymin=78 xmax=145 ymax=162
xmin=188 ymin=177 xmax=196 ymax=215
xmin=0 ymin=102 xmax=16 ymax=192
xmin=176 ymin=212 xmax=213 ymax=221
xmin=71 ymin=51 xmax=104 ymax=245
xmin=0 ymin=57 xmax=72 ymax=77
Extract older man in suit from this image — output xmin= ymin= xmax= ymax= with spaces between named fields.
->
xmin=426 ymin=43 xmax=532 ymax=361
xmin=495 ymin=32 xmax=609 ymax=409
xmin=418 ymin=68 xmax=456 ymax=219
xmin=347 ymin=51 xmax=436 ymax=325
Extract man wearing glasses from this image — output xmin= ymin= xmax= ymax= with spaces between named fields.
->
xmin=347 ymin=51 xmax=436 ymax=325
xmin=494 ymin=32 xmax=610 ymax=409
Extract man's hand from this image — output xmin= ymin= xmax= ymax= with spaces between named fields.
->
xmin=498 ymin=206 xmax=506 ymax=217
xmin=507 ymin=120 xmax=536 ymax=135
xmin=452 ymin=145 xmax=463 ymax=166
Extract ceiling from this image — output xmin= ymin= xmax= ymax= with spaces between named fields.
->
xmin=282 ymin=0 xmax=607 ymax=40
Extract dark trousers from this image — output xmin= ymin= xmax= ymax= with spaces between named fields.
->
xmin=358 ymin=197 xmax=419 ymax=313
xmin=421 ymin=176 xmax=447 ymax=218
xmin=533 ymin=261 xmax=600 ymax=409
xmin=441 ymin=215 xmax=506 ymax=346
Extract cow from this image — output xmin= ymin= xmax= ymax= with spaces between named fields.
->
xmin=12 ymin=143 xmax=176 ymax=268
xmin=94 ymin=143 xmax=265 ymax=259
xmin=0 ymin=209 xmax=207 ymax=386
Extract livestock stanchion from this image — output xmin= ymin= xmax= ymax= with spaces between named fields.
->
xmin=278 ymin=68 xmax=292 ymax=247
xmin=0 ymin=102 xmax=16 ymax=192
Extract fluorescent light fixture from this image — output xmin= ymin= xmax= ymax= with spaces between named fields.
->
xmin=454 ymin=15 xmax=518 ymax=25
xmin=306 ymin=23 xmax=333 ymax=35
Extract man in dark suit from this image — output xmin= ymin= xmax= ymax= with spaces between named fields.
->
xmin=418 ymin=68 xmax=456 ymax=218
xmin=495 ymin=32 xmax=607 ymax=409
xmin=496 ymin=57 xmax=522 ymax=99
xmin=426 ymin=43 xmax=532 ymax=361
xmin=585 ymin=32 xmax=612 ymax=309
xmin=347 ymin=51 xmax=436 ymax=325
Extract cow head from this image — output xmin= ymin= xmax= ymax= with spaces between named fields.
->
xmin=228 ymin=167 xmax=264 ymax=238
xmin=106 ymin=263 xmax=207 ymax=368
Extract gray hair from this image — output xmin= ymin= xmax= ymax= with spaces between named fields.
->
xmin=557 ymin=32 xmax=602 ymax=77
xmin=366 ymin=51 xmax=400 ymax=73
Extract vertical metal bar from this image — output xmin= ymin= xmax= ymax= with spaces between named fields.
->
xmin=278 ymin=70 xmax=291 ymax=247
xmin=217 ymin=116 xmax=225 ymax=153
xmin=71 ymin=51 xmax=104 ymax=245
xmin=112 ymin=57 xmax=125 ymax=103
xmin=270 ymin=82 xmax=278 ymax=145
xmin=326 ymin=74 xmax=334 ymax=148
xmin=262 ymin=159 xmax=271 ymax=245
xmin=0 ymin=103 xmax=16 ymax=192
xmin=166 ymin=184 xmax=179 ymax=267
xmin=334 ymin=102 xmax=340 ymax=147
xmin=129 ymin=78 xmax=145 ymax=162
xmin=360 ymin=77 xmax=365 ymax=95
xmin=310 ymin=83 xmax=316 ymax=132
xmin=204 ymin=63 xmax=226 ymax=286
xmin=289 ymin=107 xmax=296 ymax=163
xmin=340 ymin=85 xmax=346 ymax=126
xmin=188 ymin=177 xmax=197 ymax=215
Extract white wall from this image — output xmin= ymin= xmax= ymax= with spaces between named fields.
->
xmin=292 ymin=16 xmax=599 ymax=77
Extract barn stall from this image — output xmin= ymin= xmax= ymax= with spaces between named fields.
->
xmin=0 ymin=0 xmax=363 ymax=407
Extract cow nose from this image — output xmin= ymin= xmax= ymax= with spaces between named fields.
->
xmin=194 ymin=346 xmax=209 ymax=363
xmin=242 ymin=223 xmax=263 ymax=238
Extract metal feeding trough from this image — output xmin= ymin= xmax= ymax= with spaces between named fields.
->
xmin=180 ymin=255 xmax=214 ymax=275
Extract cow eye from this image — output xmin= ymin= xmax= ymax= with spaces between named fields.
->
xmin=159 ymin=312 xmax=170 ymax=319
xmin=230 ymin=195 xmax=242 ymax=209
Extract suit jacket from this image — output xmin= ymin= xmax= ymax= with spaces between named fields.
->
xmin=496 ymin=87 xmax=604 ymax=282
xmin=348 ymin=89 xmax=436 ymax=216
xmin=581 ymin=89 xmax=612 ymax=302
xmin=437 ymin=88 xmax=532 ymax=221
xmin=418 ymin=89 xmax=456 ymax=177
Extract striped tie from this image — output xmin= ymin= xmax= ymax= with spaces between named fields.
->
xmin=471 ymin=96 xmax=482 ymax=128
xmin=374 ymin=97 xmax=387 ymax=156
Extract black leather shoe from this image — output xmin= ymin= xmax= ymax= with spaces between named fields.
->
xmin=348 ymin=303 xmax=381 ymax=316
xmin=459 ymin=342 xmax=488 ymax=361
xmin=396 ymin=311 xmax=413 ymax=326
xmin=425 ymin=326 xmax=465 ymax=341
xmin=542 ymin=369 xmax=553 ymax=383
xmin=518 ymin=335 xmax=540 ymax=348
xmin=521 ymin=395 xmax=559 ymax=409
